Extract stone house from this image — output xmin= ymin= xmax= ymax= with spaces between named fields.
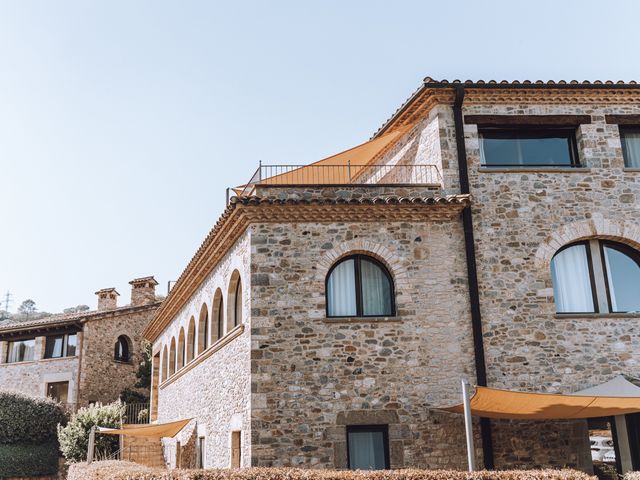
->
xmin=145 ymin=78 xmax=640 ymax=473
xmin=0 ymin=276 xmax=161 ymax=408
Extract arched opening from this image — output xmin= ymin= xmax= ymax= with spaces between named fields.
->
xmin=552 ymin=239 xmax=640 ymax=314
xmin=227 ymin=271 xmax=243 ymax=331
xmin=169 ymin=337 xmax=176 ymax=376
xmin=212 ymin=288 xmax=224 ymax=343
xmin=186 ymin=317 xmax=196 ymax=363
xmin=177 ymin=328 xmax=185 ymax=370
xmin=198 ymin=303 xmax=209 ymax=354
xmin=326 ymin=254 xmax=395 ymax=317
xmin=161 ymin=345 xmax=168 ymax=382
xmin=114 ymin=335 xmax=132 ymax=362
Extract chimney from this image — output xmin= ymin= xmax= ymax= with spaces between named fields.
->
xmin=129 ymin=276 xmax=158 ymax=307
xmin=95 ymin=288 xmax=119 ymax=311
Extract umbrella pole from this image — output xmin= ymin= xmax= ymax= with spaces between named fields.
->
xmin=462 ymin=380 xmax=476 ymax=472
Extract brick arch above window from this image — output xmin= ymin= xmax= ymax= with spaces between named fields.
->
xmin=315 ymin=239 xmax=408 ymax=286
xmin=534 ymin=214 xmax=640 ymax=269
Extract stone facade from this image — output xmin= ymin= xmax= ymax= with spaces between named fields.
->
xmin=150 ymin=81 xmax=640 ymax=473
xmin=0 ymin=276 xmax=161 ymax=409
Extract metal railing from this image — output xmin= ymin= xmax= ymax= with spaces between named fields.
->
xmin=234 ymin=163 xmax=441 ymax=198
xmin=122 ymin=402 xmax=150 ymax=424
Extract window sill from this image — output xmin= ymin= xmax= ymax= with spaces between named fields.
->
xmin=323 ymin=316 xmax=402 ymax=324
xmin=554 ymin=313 xmax=640 ymax=319
xmin=41 ymin=356 xmax=78 ymax=363
xmin=623 ymin=168 xmax=640 ymax=172
xmin=0 ymin=360 xmax=35 ymax=366
xmin=159 ymin=324 xmax=245 ymax=389
xmin=478 ymin=167 xmax=591 ymax=173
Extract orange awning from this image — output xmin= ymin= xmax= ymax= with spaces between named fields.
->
xmin=98 ymin=419 xmax=191 ymax=438
xmin=444 ymin=386 xmax=640 ymax=420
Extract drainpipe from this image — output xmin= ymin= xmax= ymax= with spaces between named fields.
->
xmin=453 ymin=85 xmax=494 ymax=469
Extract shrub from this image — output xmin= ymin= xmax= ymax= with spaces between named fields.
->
xmin=67 ymin=463 xmax=596 ymax=480
xmin=0 ymin=442 xmax=60 ymax=477
xmin=0 ymin=390 xmax=66 ymax=444
xmin=625 ymin=473 xmax=640 ymax=480
xmin=58 ymin=401 xmax=126 ymax=463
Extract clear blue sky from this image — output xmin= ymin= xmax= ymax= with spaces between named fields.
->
xmin=1 ymin=0 xmax=638 ymax=313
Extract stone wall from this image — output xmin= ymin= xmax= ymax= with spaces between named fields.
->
xmin=249 ymin=218 xmax=478 ymax=469
xmin=154 ymin=232 xmax=252 ymax=468
xmin=78 ymin=304 xmax=159 ymax=405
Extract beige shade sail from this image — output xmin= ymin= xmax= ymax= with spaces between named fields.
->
xmin=444 ymin=385 xmax=640 ymax=420
xmin=98 ymin=419 xmax=191 ymax=438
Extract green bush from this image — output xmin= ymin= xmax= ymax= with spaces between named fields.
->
xmin=0 ymin=390 xmax=66 ymax=444
xmin=67 ymin=464 xmax=596 ymax=480
xmin=58 ymin=401 xmax=126 ymax=463
xmin=0 ymin=442 xmax=60 ymax=477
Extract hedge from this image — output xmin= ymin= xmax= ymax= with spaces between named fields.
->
xmin=0 ymin=442 xmax=60 ymax=477
xmin=0 ymin=391 xmax=66 ymax=444
xmin=67 ymin=463 xmax=596 ymax=480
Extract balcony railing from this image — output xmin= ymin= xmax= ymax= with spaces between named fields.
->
xmin=233 ymin=163 xmax=441 ymax=198
xmin=123 ymin=402 xmax=150 ymax=424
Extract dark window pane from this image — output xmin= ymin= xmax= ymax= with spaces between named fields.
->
xmin=480 ymin=130 xmax=575 ymax=167
xmin=347 ymin=427 xmax=388 ymax=470
xmin=66 ymin=334 xmax=77 ymax=357
xmin=45 ymin=336 xmax=64 ymax=358
xmin=360 ymin=259 xmax=392 ymax=316
xmin=621 ymin=129 xmax=640 ymax=168
xmin=603 ymin=245 xmax=640 ymax=312
xmin=47 ymin=381 xmax=69 ymax=403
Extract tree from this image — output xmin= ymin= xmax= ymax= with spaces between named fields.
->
xmin=62 ymin=305 xmax=90 ymax=315
xmin=17 ymin=300 xmax=36 ymax=318
xmin=0 ymin=310 xmax=9 ymax=321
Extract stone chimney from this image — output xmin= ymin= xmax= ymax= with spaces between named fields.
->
xmin=95 ymin=288 xmax=119 ymax=311
xmin=129 ymin=276 xmax=158 ymax=307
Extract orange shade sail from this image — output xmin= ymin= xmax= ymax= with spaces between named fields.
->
xmin=98 ymin=419 xmax=191 ymax=438
xmin=444 ymin=386 xmax=640 ymax=420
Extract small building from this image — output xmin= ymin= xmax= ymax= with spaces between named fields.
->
xmin=0 ymin=276 xmax=161 ymax=408
xmin=145 ymin=78 xmax=640 ymax=474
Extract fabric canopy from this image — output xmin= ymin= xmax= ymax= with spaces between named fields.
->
xmin=444 ymin=384 xmax=640 ymax=420
xmin=234 ymin=125 xmax=412 ymax=194
xmin=98 ymin=419 xmax=191 ymax=438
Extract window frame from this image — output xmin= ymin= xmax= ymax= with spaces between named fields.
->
xmin=46 ymin=381 xmax=69 ymax=403
xmin=6 ymin=338 xmax=36 ymax=363
xmin=44 ymin=333 xmax=77 ymax=359
xmin=325 ymin=254 xmax=396 ymax=318
xmin=114 ymin=335 xmax=131 ymax=363
xmin=619 ymin=126 xmax=640 ymax=168
xmin=552 ymin=239 xmax=640 ymax=314
xmin=346 ymin=424 xmax=390 ymax=470
xmin=478 ymin=126 xmax=581 ymax=168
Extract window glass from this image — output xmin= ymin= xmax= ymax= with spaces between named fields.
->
xmin=621 ymin=129 xmax=640 ymax=168
xmin=45 ymin=335 xmax=64 ymax=358
xmin=47 ymin=381 xmax=69 ymax=403
xmin=66 ymin=334 xmax=77 ymax=357
xmin=551 ymin=244 xmax=595 ymax=313
xmin=480 ymin=129 xmax=575 ymax=167
xmin=115 ymin=336 xmax=130 ymax=362
xmin=327 ymin=258 xmax=357 ymax=316
xmin=7 ymin=339 xmax=35 ymax=363
xmin=361 ymin=258 xmax=393 ymax=316
xmin=347 ymin=426 xmax=389 ymax=470
xmin=603 ymin=245 xmax=640 ymax=312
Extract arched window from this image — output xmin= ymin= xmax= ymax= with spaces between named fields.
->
xmin=169 ymin=337 xmax=176 ymax=376
xmin=186 ymin=317 xmax=196 ymax=363
xmin=114 ymin=335 xmax=131 ymax=362
xmin=212 ymin=288 xmax=224 ymax=343
xmin=161 ymin=345 xmax=168 ymax=382
xmin=177 ymin=328 xmax=185 ymax=370
xmin=326 ymin=254 xmax=395 ymax=317
xmin=551 ymin=240 xmax=640 ymax=313
xmin=227 ymin=271 xmax=242 ymax=330
xmin=198 ymin=303 xmax=209 ymax=354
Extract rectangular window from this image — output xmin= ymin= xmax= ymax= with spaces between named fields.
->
xmin=479 ymin=127 xmax=578 ymax=168
xmin=620 ymin=127 xmax=640 ymax=168
xmin=44 ymin=333 xmax=77 ymax=359
xmin=7 ymin=339 xmax=35 ymax=363
xmin=347 ymin=425 xmax=390 ymax=470
xmin=231 ymin=431 xmax=241 ymax=468
xmin=46 ymin=381 xmax=69 ymax=403
xmin=197 ymin=436 xmax=205 ymax=468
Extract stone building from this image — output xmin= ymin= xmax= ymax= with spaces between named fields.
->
xmin=0 ymin=276 xmax=161 ymax=407
xmin=145 ymin=78 xmax=640 ymax=473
